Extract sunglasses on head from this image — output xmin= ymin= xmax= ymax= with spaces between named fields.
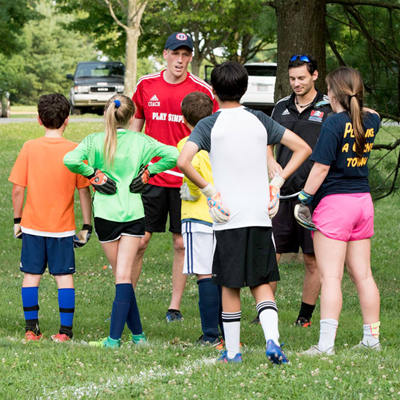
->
xmin=290 ymin=55 xmax=311 ymax=62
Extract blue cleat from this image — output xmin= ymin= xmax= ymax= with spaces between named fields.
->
xmin=217 ymin=350 xmax=242 ymax=363
xmin=266 ymin=340 xmax=289 ymax=365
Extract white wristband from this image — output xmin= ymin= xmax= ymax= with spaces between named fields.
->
xmin=270 ymin=175 xmax=285 ymax=189
xmin=200 ymin=183 xmax=217 ymax=198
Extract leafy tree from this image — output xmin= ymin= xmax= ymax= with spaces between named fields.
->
xmin=58 ymin=0 xmax=149 ymax=97
xmin=0 ymin=0 xmax=97 ymax=104
xmin=0 ymin=0 xmax=37 ymax=56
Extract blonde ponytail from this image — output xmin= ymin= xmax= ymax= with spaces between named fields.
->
xmin=103 ymin=95 xmax=136 ymax=166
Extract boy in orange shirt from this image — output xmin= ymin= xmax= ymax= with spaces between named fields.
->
xmin=9 ymin=93 xmax=92 ymax=342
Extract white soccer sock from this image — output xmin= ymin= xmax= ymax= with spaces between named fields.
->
xmin=362 ymin=322 xmax=380 ymax=346
xmin=318 ymin=318 xmax=338 ymax=352
xmin=257 ymin=301 xmax=279 ymax=345
xmin=222 ymin=311 xmax=241 ymax=359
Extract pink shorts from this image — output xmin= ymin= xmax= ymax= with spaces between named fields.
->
xmin=312 ymin=193 xmax=374 ymax=242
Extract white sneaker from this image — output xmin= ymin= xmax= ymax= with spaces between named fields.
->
xmin=352 ymin=341 xmax=381 ymax=351
xmin=302 ymin=345 xmax=335 ymax=356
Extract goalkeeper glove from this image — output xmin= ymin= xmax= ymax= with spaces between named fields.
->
xmin=268 ymin=175 xmax=285 ymax=219
xmin=86 ymin=169 xmax=117 ymax=195
xmin=13 ymin=217 xmax=22 ymax=239
xmin=201 ymin=183 xmax=230 ymax=224
xmin=130 ymin=165 xmax=155 ymax=194
xmin=298 ymin=190 xmax=314 ymax=205
xmin=73 ymin=224 xmax=93 ymax=248
xmin=180 ymin=182 xmax=201 ymax=202
xmin=294 ymin=203 xmax=316 ymax=231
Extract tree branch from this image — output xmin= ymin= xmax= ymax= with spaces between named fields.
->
xmin=328 ymin=0 xmax=400 ymax=10
xmin=326 ymin=27 xmax=347 ymax=66
xmin=378 ymin=111 xmax=400 ymax=123
xmin=104 ymin=0 xmax=128 ymax=31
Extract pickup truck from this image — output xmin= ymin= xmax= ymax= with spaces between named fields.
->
xmin=67 ymin=61 xmax=125 ymax=115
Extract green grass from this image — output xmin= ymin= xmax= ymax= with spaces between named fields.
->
xmin=0 ymin=122 xmax=399 ymax=399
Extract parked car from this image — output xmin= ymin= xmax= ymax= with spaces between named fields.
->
xmin=204 ymin=62 xmax=277 ymax=115
xmin=0 ymin=89 xmax=10 ymax=118
xmin=67 ymin=61 xmax=125 ymax=115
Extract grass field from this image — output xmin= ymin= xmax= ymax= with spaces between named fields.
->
xmin=0 ymin=122 xmax=399 ymax=399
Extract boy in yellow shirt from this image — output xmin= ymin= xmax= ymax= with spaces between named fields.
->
xmin=177 ymin=92 xmax=222 ymax=346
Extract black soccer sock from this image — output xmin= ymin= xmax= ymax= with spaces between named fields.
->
xmin=59 ymin=325 xmax=73 ymax=339
xmin=298 ymin=302 xmax=315 ymax=321
xmin=25 ymin=319 xmax=40 ymax=335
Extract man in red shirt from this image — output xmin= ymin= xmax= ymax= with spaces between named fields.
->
xmin=131 ymin=32 xmax=218 ymax=322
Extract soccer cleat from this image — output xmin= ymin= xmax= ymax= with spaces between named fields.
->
xmin=215 ymin=339 xmax=242 ymax=351
xmin=88 ymin=336 xmax=121 ymax=348
xmin=250 ymin=315 xmax=260 ymax=325
xmin=132 ymin=332 xmax=147 ymax=345
xmin=302 ymin=344 xmax=335 ymax=356
xmin=51 ymin=333 xmax=71 ymax=343
xmin=217 ymin=350 xmax=242 ymax=363
xmin=266 ymin=340 xmax=290 ymax=364
xmin=295 ymin=316 xmax=312 ymax=328
xmin=25 ymin=331 xmax=44 ymax=341
xmin=166 ymin=310 xmax=183 ymax=323
xmin=352 ymin=341 xmax=381 ymax=351
xmin=196 ymin=334 xmax=222 ymax=347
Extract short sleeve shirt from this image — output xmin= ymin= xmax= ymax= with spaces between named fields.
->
xmin=133 ymin=70 xmax=218 ymax=188
xmin=188 ymin=106 xmax=286 ymax=230
xmin=8 ymin=137 xmax=90 ymax=237
xmin=311 ymin=111 xmax=380 ymax=206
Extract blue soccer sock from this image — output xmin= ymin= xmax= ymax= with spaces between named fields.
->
xmin=126 ymin=286 xmax=143 ymax=335
xmin=110 ymin=284 xmax=132 ymax=340
xmin=21 ymin=286 xmax=40 ymax=334
xmin=198 ymin=278 xmax=221 ymax=342
xmin=58 ymin=288 xmax=75 ymax=338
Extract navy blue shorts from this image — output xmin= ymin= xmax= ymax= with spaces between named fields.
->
xmin=20 ymin=234 xmax=75 ymax=275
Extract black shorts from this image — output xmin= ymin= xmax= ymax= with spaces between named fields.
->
xmin=142 ymin=185 xmax=181 ymax=234
xmin=212 ymin=227 xmax=280 ymax=288
xmin=272 ymin=199 xmax=314 ymax=254
xmin=94 ymin=217 xmax=145 ymax=243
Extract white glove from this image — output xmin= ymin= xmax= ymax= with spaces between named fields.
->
xmin=180 ymin=182 xmax=201 ymax=202
xmin=200 ymin=183 xmax=230 ymax=224
xmin=268 ymin=175 xmax=285 ymax=219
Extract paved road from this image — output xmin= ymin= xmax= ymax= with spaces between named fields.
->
xmin=0 ymin=117 xmax=102 ymax=124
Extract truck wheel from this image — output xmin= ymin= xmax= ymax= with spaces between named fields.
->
xmin=71 ymin=106 xmax=81 ymax=116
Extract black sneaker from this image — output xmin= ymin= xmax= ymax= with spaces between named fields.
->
xmin=166 ymin=310 xmax=183 ymax=323
xmin=196 ymin=334 xmax=222 ymax=347
xmin=250 ymin=315 xmax=260 ymax=325
xmin=295 ymin=316 xmax=312 ymax=327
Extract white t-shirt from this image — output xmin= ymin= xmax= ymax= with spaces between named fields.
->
xmin=188 ymin=106 xmax=285 ymax=231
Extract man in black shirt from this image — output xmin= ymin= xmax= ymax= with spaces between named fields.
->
xmin=266 ymin=54 xmax=331 ymax=327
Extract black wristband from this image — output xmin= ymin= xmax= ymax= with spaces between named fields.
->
xmin=14 ymin=217 xmax=21 ymax=224
xmin=85 ymin=168 xmax=97 ymax=180
xmin=82 ymin=224 xmax=93 ymax=232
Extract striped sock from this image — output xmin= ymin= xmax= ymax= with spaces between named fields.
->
xmin=257 ymin=300 xmax=279 ymax=345
xmin=21 ymin=287 xmax=40 ymax=334
xmin=362 ymin=322 xmax=380 ymax=346
xmin=58 ymin=288 xmax=75 ymax=338
xmin=222 ymin=311 xmax=241 ymax=359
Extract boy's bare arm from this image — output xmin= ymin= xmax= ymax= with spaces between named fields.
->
xmin=78 ymin=187 xmax=92 ymax=225
xmin=12 ymin=184 xmax=25 ymax=218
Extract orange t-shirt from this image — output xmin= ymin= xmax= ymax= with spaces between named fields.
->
xmin=8 ymin=137 xmax=90 ymax=237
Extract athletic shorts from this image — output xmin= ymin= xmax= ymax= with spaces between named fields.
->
xmin=312 ymin=193 xmax=374 ymax=242
xmin=182 ymin=221 xmax=213 ymax=275
xmin=20 ymin=234 xmax=75 ymax=275
xmin=142 ymin=185 xmax=181 ymax=234
xmin=272 ymin=199 xmax=314 ymax=254
xmin=212 ymin=227 xmax=280 ymax=288
xmin=94 ymin=217 xmax=145 ymax=243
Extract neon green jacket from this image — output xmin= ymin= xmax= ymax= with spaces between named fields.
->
xmin=64 ymin=129 xmax=178 ymax=222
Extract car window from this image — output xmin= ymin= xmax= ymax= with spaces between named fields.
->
xmin=75 ymin=63 xmax=125 ymax=78
xmin=244 ymin=65 xmax=276 ymax=77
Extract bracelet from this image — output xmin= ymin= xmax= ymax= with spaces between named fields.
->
xmin=14 ymin=217 xmax=22 ymax=224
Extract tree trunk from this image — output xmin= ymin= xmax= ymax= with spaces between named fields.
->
xmin=191 ymin=57 xmax=202 ymax=77
xmin=274 ymin=0 xmax=327 ymax=101
xmin=124 ymin=0 xmax=147 ymax=98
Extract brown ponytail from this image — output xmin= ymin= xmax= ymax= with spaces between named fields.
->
xmin=103 ymin=94 xmax=135 ymax=166
xmin=326 ymin=67 xmax=365 ymax=158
